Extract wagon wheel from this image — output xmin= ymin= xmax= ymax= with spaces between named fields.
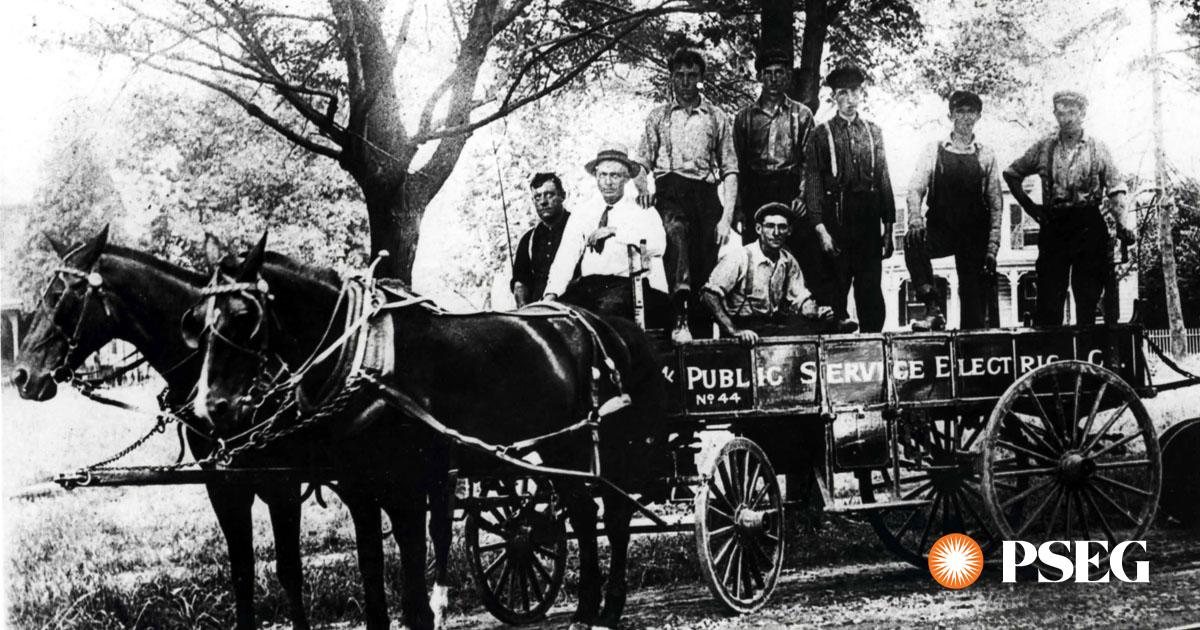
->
xmin=465 ymin=479 xmax=567 ymax=625
xmin=981 ymin=361 xmax=1161 ymax=554
xmin=694 ymin=437 xmax=784 ymax=614
xmin=1159 ymin=417 xmax=1200 ymax=527
xmin=858 ymin=412 xmax=1004 ymax=566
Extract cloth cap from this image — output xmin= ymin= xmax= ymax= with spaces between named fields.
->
xmin=756 ymin=47 xmax=791 ymax=72
xmin=584 ymin=145 xmax=642 ymax=176
xmin=1052 ymin=90 xmax=1088 ymax=109
xmin=754 ymin=202 xmax=793 ymax=224
xmin=824 ymin=65 xmax=867 ymax=90
xmin=949 ymin=90 xmax=982 ymax=112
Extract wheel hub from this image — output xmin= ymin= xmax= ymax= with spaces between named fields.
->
xmin=1057 ymin=451 xmax=1096 ymax=485
xmin=734 ymin=505 xmax=767 ymax=533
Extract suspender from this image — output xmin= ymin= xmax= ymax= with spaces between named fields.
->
xmin=824 ymin=119 xmax=875 ymax=181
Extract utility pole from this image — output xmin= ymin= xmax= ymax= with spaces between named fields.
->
xmin=1151 ymin=0 xmax=1187 ymax=357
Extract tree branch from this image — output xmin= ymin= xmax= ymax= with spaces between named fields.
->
xmin=390 ymin=0 xmax=418 ymax=67
xmin=134 ymin=57 xmax=342 ymax=159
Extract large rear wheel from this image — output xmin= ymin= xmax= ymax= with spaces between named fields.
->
xmin=980 ymin=361 xmax=1161 ymax=552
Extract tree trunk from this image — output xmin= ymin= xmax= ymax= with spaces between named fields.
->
xmin=1159 ymin=197 xmax=1188 ymax=356
xmin=761 ymin=0 xmax=795 ymax=69
xmin=796 ymin=0 xmax=834 ymax=113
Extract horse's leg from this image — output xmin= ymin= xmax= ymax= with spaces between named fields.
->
xmin=427 ymin=466 xmax=455 ymax=630
xmin=207 ymin=484 xmax=258 ymax=630
xmin=597 ymin=494 xmax=635 ymax=629
xmin=342 ymin=488 xmax=390 ymax=630
xmin=385 ymin=483 xmax=435 ymax=630
xmin=563 ymin=486 xmax=602 ymax=629
xmin=263 ymin=484 xmax=311 ymax=630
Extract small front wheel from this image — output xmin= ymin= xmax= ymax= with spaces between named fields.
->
xmin=694 ymin=437 xmax=784 ymax=614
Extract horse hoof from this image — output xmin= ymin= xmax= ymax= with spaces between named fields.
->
xmin=430 ymin=582 xmax=449 ymax=630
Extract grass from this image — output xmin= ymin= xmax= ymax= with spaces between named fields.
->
xmin=4 ymin=354 xmax=1197 ymax=629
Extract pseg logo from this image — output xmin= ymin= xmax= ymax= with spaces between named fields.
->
xmin=1002 ymin=540 xmax=1149 ymax=583
xmin=927 ymin=536 xmax=1149 ymax=588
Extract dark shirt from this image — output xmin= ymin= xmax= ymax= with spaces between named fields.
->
xmin=733 ymin=95 xmax=814 ymax=176
xmin=803 ymin=115 xmax=897 ymax=226
xmin=512 ymin=212 xmax=570 ymax=299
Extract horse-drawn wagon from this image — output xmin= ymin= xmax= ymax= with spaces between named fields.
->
xmin=15 ymin=230 xmax=1193 ymax=629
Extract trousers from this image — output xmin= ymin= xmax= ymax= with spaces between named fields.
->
xmin=560 ymin=274 xmax=671 ymax=329
xmin=904 ymin=222 xmax=990 ymax=329
xmin=824 ymin=190 xmax=886 ymax=332
xmin=656 ymin=173 xmax=723 ymax=295
xmin=1035 ymin=206 xmax=1108 ymax=326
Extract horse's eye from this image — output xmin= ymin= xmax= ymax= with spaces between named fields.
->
xmin=180 ymin=307 xmax=205 ymax=349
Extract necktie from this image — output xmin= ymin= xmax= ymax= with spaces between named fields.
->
xmin=593 ymin=205 xmax=613 ymax=253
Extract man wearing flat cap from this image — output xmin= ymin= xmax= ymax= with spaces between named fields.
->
xmin=802 ymin=65 xmax=897 ymax=332
xmin=544 ymin=145 xmax=670 ymax=326
xmin=903 ymin=90 xmax=1004 ymax=330
xmin=1004 ymin=90 xmax=1134 ymax=326
xmin=703 ymin=202 xmax=846 ymax=342
xmin=634 ymin=47 xmax=739 ymax=343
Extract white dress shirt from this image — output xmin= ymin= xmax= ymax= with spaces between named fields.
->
xmin=543 ymin=193 xmax=668 ymax=297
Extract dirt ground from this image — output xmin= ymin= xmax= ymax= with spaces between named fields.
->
xmin=441 ymin=526 xmax=1200 ymax=630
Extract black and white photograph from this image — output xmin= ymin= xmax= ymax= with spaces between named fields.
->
xmin=2 ymin=0 xmax=1200 ymax=628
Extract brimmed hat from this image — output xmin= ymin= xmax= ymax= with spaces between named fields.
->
xmin=755 ymin=47 xmax=791 ymax=72
xmin=754 ymin=202 xmax=792 ymax=224
xmin=585 ymin=145 xmax=642 ymax=176
xmin=1052 ymin=90 xmax=1088 ymax=109
xmin=949 ymin=90 xmax=982 ymax=112
xmin=825 ymin=65 xmax=867 ymax=90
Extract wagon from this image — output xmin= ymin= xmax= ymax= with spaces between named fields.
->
xmin=449 ymin=323 xmax=1167 ymax=621
xmin=54 ymin=323 xmax=1170 ymax=624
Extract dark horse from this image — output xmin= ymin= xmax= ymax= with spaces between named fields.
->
xmin=192 ymin=234 xmax=669 ymax=629
xmin=10 ymin=226 xmax=441 ymax=630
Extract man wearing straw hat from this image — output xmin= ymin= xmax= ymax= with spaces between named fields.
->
xmin=543 ymin=145 xmax=670 ymax=326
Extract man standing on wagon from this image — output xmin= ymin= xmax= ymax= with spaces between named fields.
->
xmin=802 ymin=65 xmax=896 ymax=333
xmin=634 ymin=47 xmax=739 ymax=343
xmin=1003 ymin=90 xmax=1134 ymax=326
xmin=903 ymin=90 xmax=1004 ymax=330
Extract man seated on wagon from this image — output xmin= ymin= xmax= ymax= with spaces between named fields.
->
xmin=543 ymin=145 xmax=671 ymax=327
xmin=702 ymin=202 xmax=856 ymax=342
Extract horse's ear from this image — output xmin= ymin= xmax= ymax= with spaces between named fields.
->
xmin=44 ymin=232 xmax=70 ymax=258
xmin=72 ymin=224 xmax=109 ymax=268
xmin=237 ymin=231 xmax=268 ymax=281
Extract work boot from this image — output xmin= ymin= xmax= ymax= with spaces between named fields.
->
xmin=911 ymin=304 xmax=946 ymax=331
xmin=833 ymin=317 xmax=859 ymax=333
xmin=671 ymin=290 xmax=693 ymax=343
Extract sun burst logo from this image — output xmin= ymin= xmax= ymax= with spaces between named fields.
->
xmin=928 ymin=533 xmax=984 ymax=589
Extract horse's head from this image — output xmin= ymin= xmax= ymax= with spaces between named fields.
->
xmin=13 ymin=226 xmax=116 ymax=400
xmin=186 ymin=232 xmax=279 ymax=434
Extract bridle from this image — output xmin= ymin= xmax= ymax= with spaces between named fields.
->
xmin=28 ymin=258 xmax=114 ymax=383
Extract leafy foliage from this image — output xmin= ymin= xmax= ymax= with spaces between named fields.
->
xmin=1137 ymin=178 xmax=1200 ymax=327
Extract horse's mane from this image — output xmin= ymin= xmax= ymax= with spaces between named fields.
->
xmin=105 ymin=244 xmax=208 ymax=285
xmin=261 ymin=251 xmax=342 ymax=286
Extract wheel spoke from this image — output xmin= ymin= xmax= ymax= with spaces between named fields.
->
xmin=1081 ymin=401 xmax=1132 ymax=454
xmin=707 ymin=476 xmax=737 ymax=514
xmin=1092 ymin=473 xmax=1155 ymax=498
xmin=706 ymin=503 xmax=736 ymax=524
xmin=1019 ymin=381 xmax=1065 ymax=450
xmin=708 ymin=524 xmax=736 ymax=539
xmin=917 ymin=493 xmax=942 ymax=552
xmin=1007 ymin=413 xmax=1063 ymax=460
xmin=718 ymin=458 xmax=740 ymax=506
xmin=483 ymin=549 xmax=509 ymax=579
xmin=900 ymin=480 xmax=935 ymax=501
xmin=516 ymin=560 xmax=531 ymax=612
xmin=743 ymin=535 xmax=768 ymax=592
xmin=723 ymin=544 xmax=741 ymax=596
xmin=1088 ymin=483 xmax=1141 ymax=527
xmin=1064 ymin=489 xmax=1074 ymax=538
xmin=525 ymin=563 xmax=546 ymax=606
xmin=994 ymin=466 xmax=1058 ymax=479
xmin=743 ymin=455 xmax=758 ymax=506
xmin=747 ymin=479 xmax=770 ymax=510
xmin=1041 ymin=485 xmax=1067 ymax=539
xmin=478 ymin=541 xmax=506 ymax=554
xmin=893 ymin=503 xmax=925 ymax=541
xmin=493 ymin=555 xmax=513 ymax=594
xmin=1071 ymin=373 xmax=1083 ymax=447
xmin=1095 ymin=458 xmax=1152 ymax=470
xmin=1078 ymin=381 xmax=1110 ymax=448
xmin=712 ymin=531 xmax=737 ymax=568
xmin=1001 ymin=477 xmax=1057 ymax=510
xmin=1081 ymin=487 xmax=1118 ymax=545
xmin=476 ymin=517 xmax=507 ymax=537
xmin=997 ymin=439 xmax=1060 ymax=466
xmin=1015 ymin=482 xmax=1062 ymax=537
xmin=1076 ymin=490 xmax=1093 ymax=540
xmin=530 ymin=553 xmax=553 ymax=585
xmin=1050 ymin=372 xmax=1070 ymax=438
xmin=1087 ymin=430 xmax=1142 ymax=460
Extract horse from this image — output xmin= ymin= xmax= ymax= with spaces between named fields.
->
xmin=190 ymin=234 xmax=670 ymax=630
xmin=9 ymin=226 xmax=444 ymax=630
